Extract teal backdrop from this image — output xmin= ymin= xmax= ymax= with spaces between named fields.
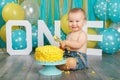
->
xmin=0 ymin=0 xmax=109 ymax=49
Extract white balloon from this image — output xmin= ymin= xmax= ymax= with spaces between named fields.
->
xmin=110 ymin=22 xmax=120 ymax=32
xmin=21 ymin=0 xmax=40 ymax=24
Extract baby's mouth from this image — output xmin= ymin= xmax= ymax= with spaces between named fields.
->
xmin=72 ymin=27 xmax=77 ymax=29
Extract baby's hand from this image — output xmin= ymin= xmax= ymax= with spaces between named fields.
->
xmin=60 ymin=41 xmax=66 ymax=49
xmin=60 ymin=40 xmax=71 ymax=51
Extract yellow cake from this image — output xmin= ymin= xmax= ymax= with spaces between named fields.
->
xmin=34 ymin=45 xmax=64 ymax=62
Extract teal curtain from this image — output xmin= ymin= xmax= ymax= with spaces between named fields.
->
xmin=48 ymin=0 xmax=52 ymax=26
xmin=62 ymin=0 xmax=68 ymax=16
xmin=40 ymin=0 xmax=47 ymax=22
xmin=54 ymin=0 xmax=60 ymax=20
xmin=72 ymin=0 xmax=83 ymax=8
xmin=47 ymin=0 xmax=54 ymax=35
xmin=88 ymin=0 xmax=96 ymax=20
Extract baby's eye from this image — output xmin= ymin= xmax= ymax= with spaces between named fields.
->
xmin=76 ymin=20 xmax=79 ymax=22
xmin=69 ymin=20 xmax=73 ymax=22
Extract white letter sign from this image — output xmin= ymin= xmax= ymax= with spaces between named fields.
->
xmin=6 ymin=20 xmax=32 ymax=55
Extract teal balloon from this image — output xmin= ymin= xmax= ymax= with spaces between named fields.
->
xmin=32 ymin=25 xmax=38 ymax=48
xmin=98 ymin=28 xmax=120 ymax=54
xmin=94 ymin=0 xmax=109 ymax=20
xmin=12 ymin=30 xmax=26 ymax=50
xmin=0 ymin=37 xmax=6 ymax=48
xmin=96 ymin=28 xmax=105 ymax=34
xmin=0 ymin=15 xmax=5 ymax=28
xmin=108 ymin=0 xmax=120 ymax=22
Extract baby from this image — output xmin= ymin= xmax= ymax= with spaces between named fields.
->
xmin=57 ymin=8 xmax=88 ymax=70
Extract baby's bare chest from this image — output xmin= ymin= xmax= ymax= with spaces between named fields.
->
xmin=68 ymin=34 xmax=80 ymax=40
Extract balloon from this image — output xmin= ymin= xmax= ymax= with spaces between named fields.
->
xmin=17 ymin=0 xmax=24 ymax=4
xmin=96 ymin=27 xmax=105 ymax=34
xmin=107 ymin=0 xmax=120 ymax=22
xmin=104 ymin=20 xmax=112 ymax=28
xmin=98 ymin=28 xmax=120 ymax=54
xmin=0 ymin=25 xmax=6 ymax=42
xmin=32 ymin=25 xmax=38 ymax=48
xmin=0 ymin=0 xmax=17 ymax=13
xmin=2 ymin=3 xmax=25 ymax=22
xmin=94 ymin=0 xmax=109 ymax=20
xmin=0 ymin=25 xmax=20 ymax=42
xmin=12 ymin=30 xmax=27 ymax=50
xmin=87 ymin=28 xmax=97 ymax=48
xmin=109 ymin=22 xmax=120 ymax=32
xmin=0 ymin=15 xmax=5 ymax=29
xmin=0 ymin=0 xmax=16 ymax=28
xmin=21 ymin=0 xmax=40 ymax=24
xmin=61 ymin=14 xmax=72 ymax=34
xmin=0 ymin=30 xmax=6 ymax=48
xmin=0 ymin=37 xmax=6 ymax=48
xmin=0 ymin=30 xmax=1 ymax=37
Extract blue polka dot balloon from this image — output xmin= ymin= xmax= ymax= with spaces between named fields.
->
xmin=94 ymin=0 xmax=109 ymax=20
xmin=32 ymin=25 xmax=38 ymax=48
xmin=12 ymin=30 xmax=27 ymax=50
xmin=98 ymin=28 xmax=120 ymax=54
xmin=107 ymin=0 xmax=120 ymax=22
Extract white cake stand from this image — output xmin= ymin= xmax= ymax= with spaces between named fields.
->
xmin=36 ymin=58 xmax=66 ymax=76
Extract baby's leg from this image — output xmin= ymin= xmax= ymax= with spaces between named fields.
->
xmin=56 ymin=64 xmax=69 ymax=71
xmin=76 ymin=53 xmax=88 ymax=69
xmin=66 ymin=57 xmax=77 ymax=69
xmin=56 ymin=57 xmax=77 ymax=70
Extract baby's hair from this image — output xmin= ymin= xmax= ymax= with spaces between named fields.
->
xmin=68 ymin=8 xmax=86 ymax=20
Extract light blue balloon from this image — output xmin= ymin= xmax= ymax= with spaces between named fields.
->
xmin=12 ymin=30 xmax=26 ymax=50
xmin=32 ymin=25 xmax=38 ymax=48
xmin=107 ymin=0 xmax=120 ymax=22
xmin=94 ymin=0 xmax=109 ymax=20
xmin=98 ymin=28 xmax=120 ymax=54
xmin=96 ymin=28 xmax=105 ymax=34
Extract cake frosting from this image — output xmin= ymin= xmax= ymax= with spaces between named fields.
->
xmin=34 ymin=45 xmax=64 ymax=62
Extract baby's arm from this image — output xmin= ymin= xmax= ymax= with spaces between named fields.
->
xmin=65 ymin=32 xmax=87 ymax=49
xmin=53 ymin=35 xmax=70 ymax=50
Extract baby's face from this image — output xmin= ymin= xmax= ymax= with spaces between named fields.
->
xmin=68 ymin=12 xmax=86 ymax=32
